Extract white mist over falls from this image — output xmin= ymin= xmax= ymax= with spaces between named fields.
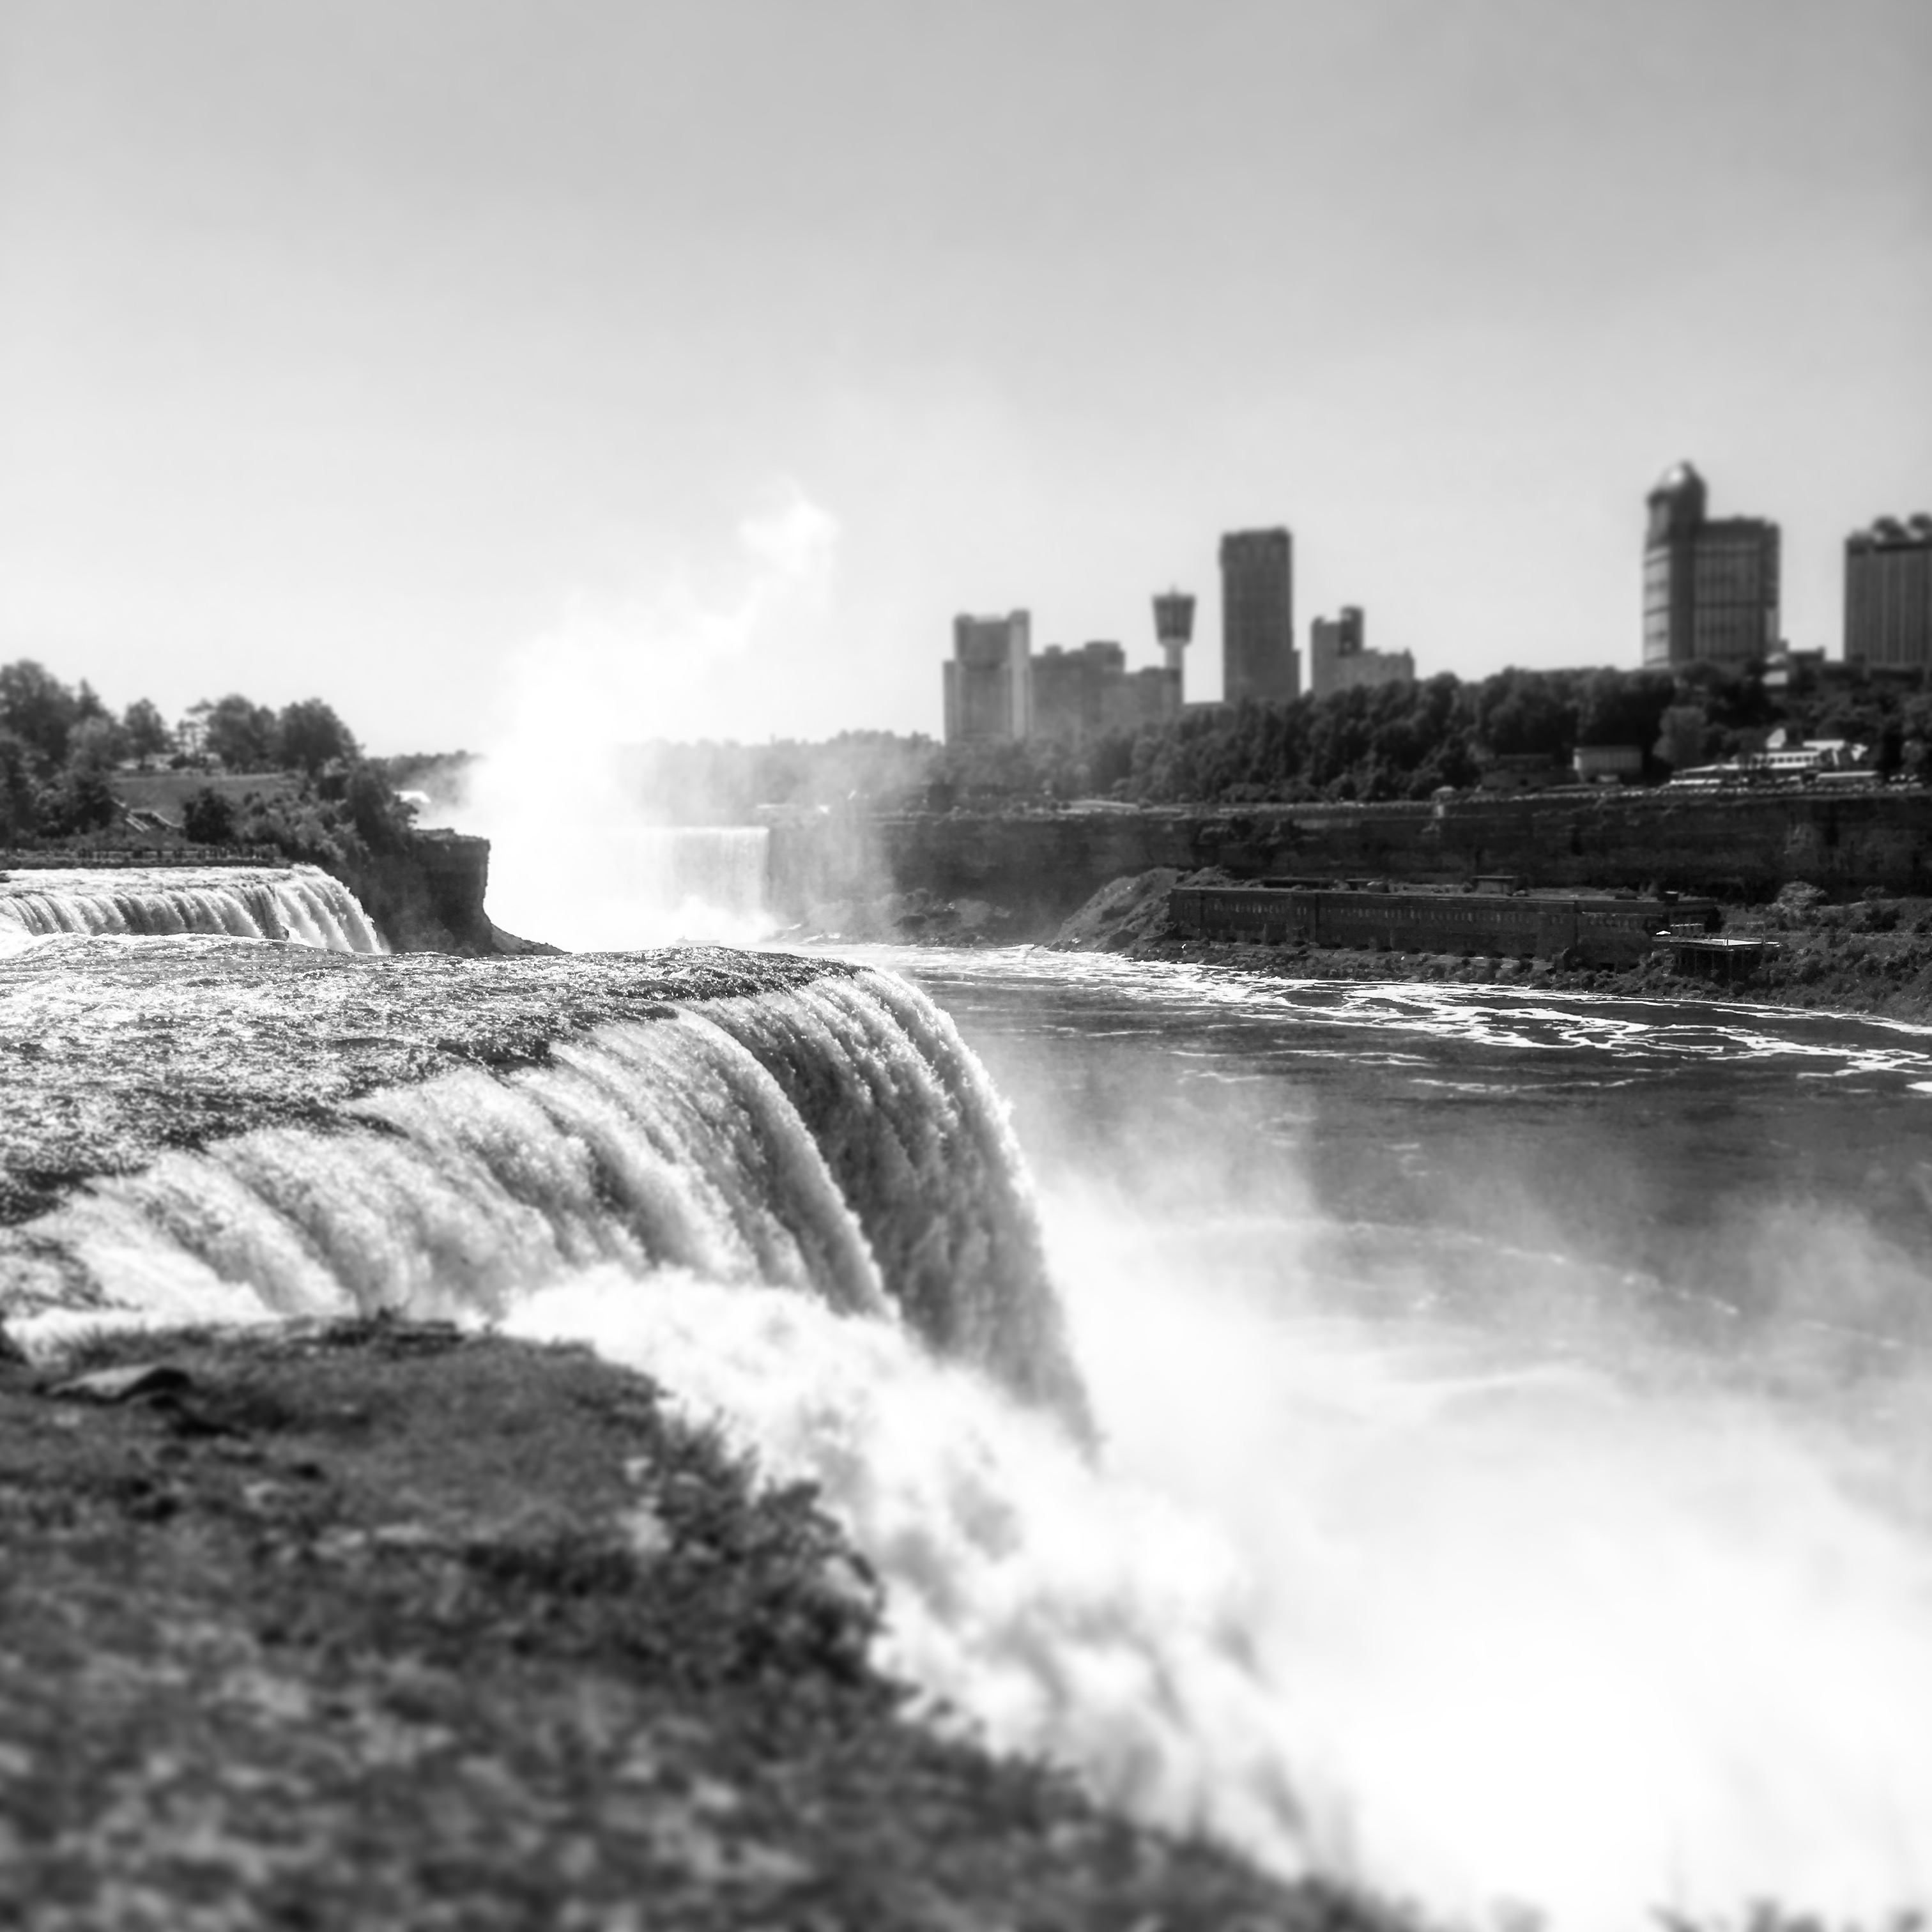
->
xmin=2 ymin=892 xmax=1931 ymax=1926
xmin=456 ymin=487 xmax=834 ymax=949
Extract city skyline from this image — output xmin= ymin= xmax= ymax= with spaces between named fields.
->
xmin=1 ymin=1 xmax=1926 ymax=752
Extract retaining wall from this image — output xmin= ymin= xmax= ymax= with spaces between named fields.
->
xmin=769 ymin=792 xmax=1932 ymax=926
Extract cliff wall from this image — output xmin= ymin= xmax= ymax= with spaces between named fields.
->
xmin=329 ymin=830 xmax=507 ymax=953
xmin=773 ymin=792 xmax=1932 ymax=928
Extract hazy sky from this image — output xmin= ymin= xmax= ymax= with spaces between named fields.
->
xmin=2 ymin=0 xmax=1927 ymax=752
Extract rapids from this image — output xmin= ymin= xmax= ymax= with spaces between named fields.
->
xmin=0 ymin=864 xmax=385 ymax=954
xmin=3 ymin=922 xmax=1929 ymax=1928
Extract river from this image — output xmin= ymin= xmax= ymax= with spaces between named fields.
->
xmin=795 ymin=944 xmax=1932 ymax=1927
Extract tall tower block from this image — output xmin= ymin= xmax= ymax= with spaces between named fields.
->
xmin=1152 ymin=588 xmax=1195 ymax=699
xmin=1642 ymin=463 xmax=1779 ymax=668
xmin=943 ymin=611 xmax=1032 ymax=743
xmin=1219 ymin=528 xmax=1298 ymax=702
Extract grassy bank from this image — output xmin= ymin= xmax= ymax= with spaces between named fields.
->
xmin=0 ymin=1317 xmax=1403 ymax=1932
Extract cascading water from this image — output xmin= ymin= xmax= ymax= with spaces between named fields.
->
xmin=0 ymin=865 xmax=385 ymax=954
xmin=479 ymin=823 xmax=773 ymax=951
xmin=3 ymin=933 xmax=1930 ymax=1929
xmin=0 ymin=940 xmax=1080 ymax=1426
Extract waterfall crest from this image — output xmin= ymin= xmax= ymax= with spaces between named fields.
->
xmin=0 ymin=866 xmax=385 ymax=954
xmin=0 ymin=953 xmax=1084 ymax=1427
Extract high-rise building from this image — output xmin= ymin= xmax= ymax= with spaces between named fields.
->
xmin=1845 ymin=515 xmax=1932 ymax=672
xmin=1642 ymin=463 xmax=1781 ymax=668
xmin=1309 ymin=606 xmax=1414 ymax=698
xmin=1029 ymin=640 xmax=1179 ymax=742
xmin=943 ymin=611 xmax=1032 ymax=744
xmin=1219 ymin=528 xmax=1298 ymax=702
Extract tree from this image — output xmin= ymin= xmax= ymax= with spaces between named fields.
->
xmin=55 ymin=763 xmax=118 ymax=834
xmin=67 ymin=714 xmax=128 ymax=772
xmin=344 ymin=762 xmax=410 ymax=852
xmin=181 ymin=786 xmax=238 ymax=845
xmin=1473 ymin=669 xmax=1577 ymax=760
xmin=1653 ymin=703 xmax=1710 ymax=772
xmin=123 ymin=698 xmax=173 ymax=768
xmin=198 ymin=694 xmax=278 ymax=771
xmin=0 ymin=732 xmax=36 ymax=843
xmin=276 ymin=698 xmax=359 ymax=776
xmin=0 ymin=661 xmax=79 ymax=765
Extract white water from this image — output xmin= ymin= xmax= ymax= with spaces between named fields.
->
xmin=0 ymin=866 xmax=385 ymax=954
xmin=5 ymin=945 xmax=1931 ymax=1926
xmin=479 ymin=824 xmax=772 ymax=950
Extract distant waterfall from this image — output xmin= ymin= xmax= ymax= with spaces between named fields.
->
xmin=482 ymin=824 xmax=771 ymax=951
xmin=0 ymin=866 xmax=385 ymax=954
xmin=627 ymin=827 xmax=769 ymax=928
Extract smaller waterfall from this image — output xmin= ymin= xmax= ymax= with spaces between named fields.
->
xmin=0 ymin=866 xmax=385 ymax=954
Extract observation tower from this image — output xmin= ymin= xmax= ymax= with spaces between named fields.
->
xmin=1153 ymin=588 xmax=1195 ymax=700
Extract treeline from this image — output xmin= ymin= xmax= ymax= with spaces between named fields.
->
xmin=933 ymin=663 xmax=1932 ymax=806
xmin=619 ymin=732 xmax=939 ymax=822
xmin=0 ymin=659 xmax=412 ymax=860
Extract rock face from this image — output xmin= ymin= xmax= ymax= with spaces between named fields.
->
xmin=332 ymin=831 xmax=555 ymax=955
xmin=770 ymin=793 xmax=1932 ymax=934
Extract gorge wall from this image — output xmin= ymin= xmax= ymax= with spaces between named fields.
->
xmin=771 ymin=792 xmax=1932 ymax=930
xmin=330 ymin=829 xmax=507 ymax=954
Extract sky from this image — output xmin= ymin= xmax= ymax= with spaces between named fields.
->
xmin=1 ymin=0 xmax=1928 ymax=753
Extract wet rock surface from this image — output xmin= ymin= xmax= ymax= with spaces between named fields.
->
xmin=0 ymin=940 xmax=858 ymax=1227
xmin=0 ymin=1319 xmax=1402 ymax=1931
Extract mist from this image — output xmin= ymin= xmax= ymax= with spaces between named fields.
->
xmin=457 ymin=489 xmax=839 ymax=949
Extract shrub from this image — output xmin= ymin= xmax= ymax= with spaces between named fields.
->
xmin=181 ymin=787 xmax=238 ymax=845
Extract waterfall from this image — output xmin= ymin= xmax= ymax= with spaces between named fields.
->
xmin=0 ymin=866 xmax=385 ymax=954
xmin=0 ymin=953 xmax=1082 ymax=1428
xmin=481 ymin=824 xmax=772 ymax=951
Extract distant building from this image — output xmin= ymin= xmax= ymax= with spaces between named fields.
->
xmin=1642 ymin=463 xmax=1781 ymax=668
xmin=1845 ymin=514 xmax=1932 ymax=672
xmin=1309 ymin=606 xmax=1414 ymax=699
xmin=1031 ymin=640 xmax=1179 ymax=742
xmin=1572 ymin=744 xmax=1644 ymax=784
xmin=1112 ymin=666 xmax=1183 ymax=732
xmin=1478 ymin=751 xmax=1566 ymax=792
xmin=944 ymin=611 xmax=1032 ymax=744
xmin=1219 ymin=528 xmax=1298 ymax=702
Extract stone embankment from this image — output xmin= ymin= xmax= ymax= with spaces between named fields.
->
xmin=1053 ymin=869 xmax=1932 ymax=1024
xmin=770 ymin=791 xmax=1932 ymax=938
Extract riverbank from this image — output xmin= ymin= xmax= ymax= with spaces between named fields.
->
xmin=1050 ymin=868 xmax=1932 ymax=1023
xmin=0 ymin=1316 xmax=1404 ymax=1931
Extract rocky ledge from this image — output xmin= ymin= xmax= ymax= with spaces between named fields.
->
xmin=0 ymin=1317 xmax=1406 ymax=1932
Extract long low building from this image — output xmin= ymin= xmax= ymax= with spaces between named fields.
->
xmin=1168 ymin=883 xmax=1720 ymax=967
